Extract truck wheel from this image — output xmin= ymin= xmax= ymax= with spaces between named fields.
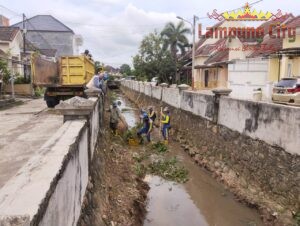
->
xmin=46 ymin=99 xmax=55 ymax=108
xmin=46 ymin=98 xmax=59 ymax=108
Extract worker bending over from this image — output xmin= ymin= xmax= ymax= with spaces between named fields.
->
xmin=148 ymin=106 xmax=157 ymax=126
xmin=137 ymin=114 xmax=153 ymax=144
xmin=110 ymin=101 xmax=122 ymax=135
xmin=161 ymin=107 xmax=171 ymax=144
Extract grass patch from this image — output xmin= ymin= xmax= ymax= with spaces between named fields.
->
xmin=123 ymin=123 xmax=143 ymax=142
xmin=110 ymin=92 xmax=118 ymax=101
xmin=151 ymin=141 xmax=168 ymax=154
xmin=34 ymin=87 xmax=45 ymax=97
xmin=294 ymin=211 xmax=300 ymax=225
xmin=148 ymin=157 xmax=189 ymax=183
xmin=132 ymin=152 xmax=149 ymax=163
xmin=123 ymin=126 xmax=138 ymax=141
xmin=133 ymin=152 xmax=150 ymax=177
xmin=134 ymin=163 xmax=147 ymax=177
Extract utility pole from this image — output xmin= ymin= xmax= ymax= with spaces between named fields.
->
xmin=176 ymin=15 xmax=199 ymax=89
xmin=191 ymin=16 xmax=198 ymax=90
xmin=22 ymin=13 xmax=26 ymax=79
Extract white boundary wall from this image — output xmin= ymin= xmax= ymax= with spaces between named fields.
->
xmin=0 ymin=96 xmax=103 ymax=225
xmin=121 ymin=80 xmax=300 ymax=155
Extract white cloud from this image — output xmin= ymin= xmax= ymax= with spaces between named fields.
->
xmin=2 ymin=0 xmax=178 ymax=67
xmin=58 ymin=3 xmax=178 ymax=67
xmin=2 ymin=0 xmax=299 ymax=67
xmin=92 ymin=0 xmax=122 ymax=3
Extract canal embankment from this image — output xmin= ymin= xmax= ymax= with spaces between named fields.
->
xmin=121 ymin=80 xmax=300 ymax=226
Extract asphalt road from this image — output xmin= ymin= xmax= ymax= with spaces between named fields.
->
xmin=0 ymin=98 xmax=63 ymax=189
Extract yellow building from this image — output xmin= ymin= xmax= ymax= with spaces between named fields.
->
xmin=262 ymin=16 xmax=300 ymax=82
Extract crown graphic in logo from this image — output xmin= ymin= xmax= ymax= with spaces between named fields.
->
xmin=208 ymin=2 xmax=287 ymax=21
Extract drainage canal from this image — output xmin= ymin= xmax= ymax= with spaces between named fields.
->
xmin=116 ymin=92 xmax=263 ymax=226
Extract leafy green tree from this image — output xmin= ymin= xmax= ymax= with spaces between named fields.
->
xmin=161 ymin=21 xmax=191 ymax=83
xmin=133 ymin=31 xmax=175 ymax=83
xmin=120 ymin=64 xmax=131 ymax=76
xmin=0 ymin=60 xmax=10 ymax=84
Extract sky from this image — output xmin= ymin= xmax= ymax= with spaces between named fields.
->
xmin=1 ymin=0 xmax=300 ymax=67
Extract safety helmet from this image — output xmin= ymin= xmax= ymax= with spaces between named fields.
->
xmin=103 ymin=72 xmax=109 ymax=81
xmin=148 ymin=106 xmax=153 ymax=111
xmin=98 ymin=67 xmax=104 ymax=73
xmin=163 ymin=107 xmax=169 ymax=112
xmin=143 ymin=114 xmax=149 ymax=120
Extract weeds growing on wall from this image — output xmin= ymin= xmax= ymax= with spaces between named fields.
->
xmin=34 ymin=87 xmax=45 ymax=97
xmin=293 ymin=211 xmax=300 ymax=225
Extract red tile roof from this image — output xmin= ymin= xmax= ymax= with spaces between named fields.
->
xmin=196 ymin=39 xmax=226 ymax=56
xmin=196 ymin=44 xmax=215 ymax=56
xmin=0 ymin=27 xmax=20 ymax=41
xmin=286 ymin=15 xmax=300 ymax=27
xmin=194 ymin=38 xmax=206 ymax=53
xmin=248 ymin=36 xmax=283 ymax=58
xmin=258 ymin=14 xmax=294 ymax=35
xmin=204 ymin=49 xmax=229 ymax=65
xmin=181 ymin=21 xmax=225 ymax=60
xmin=181 ymin=37 xmax=206 ymax=60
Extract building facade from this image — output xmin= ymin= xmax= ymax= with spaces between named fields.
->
xmin=0 ymin=26 xmax=24 ymax=76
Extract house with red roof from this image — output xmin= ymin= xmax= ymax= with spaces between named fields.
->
xmin=227 ymin=14 xmax=297 ymax=100
xmin=193 ymin=20 xmax=254 ymax=90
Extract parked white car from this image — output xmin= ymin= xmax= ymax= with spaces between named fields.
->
xmin=272 ymin=77 xmax=300 ymax=106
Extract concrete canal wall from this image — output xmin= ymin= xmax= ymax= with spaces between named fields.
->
xmin=121 ymin=80 xmax=300 ymax=224
xmin=0 ymin=93 xmax=104 ymax=226
xmin=123 ymin=80 xmax=299 ymax=155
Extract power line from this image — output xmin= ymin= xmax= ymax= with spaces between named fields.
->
xmin=0 ymin=5 xmax=22 ymax=16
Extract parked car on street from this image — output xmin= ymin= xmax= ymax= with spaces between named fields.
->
xmin=272 ymin=77 xmax=300 ymax=106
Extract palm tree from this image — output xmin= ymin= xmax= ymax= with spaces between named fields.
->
xmin=161 ymin=21 xmax=191 ymax=83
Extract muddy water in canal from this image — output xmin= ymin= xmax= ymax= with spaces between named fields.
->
xmin=116 ymin=93 xmax=264 ymax=226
